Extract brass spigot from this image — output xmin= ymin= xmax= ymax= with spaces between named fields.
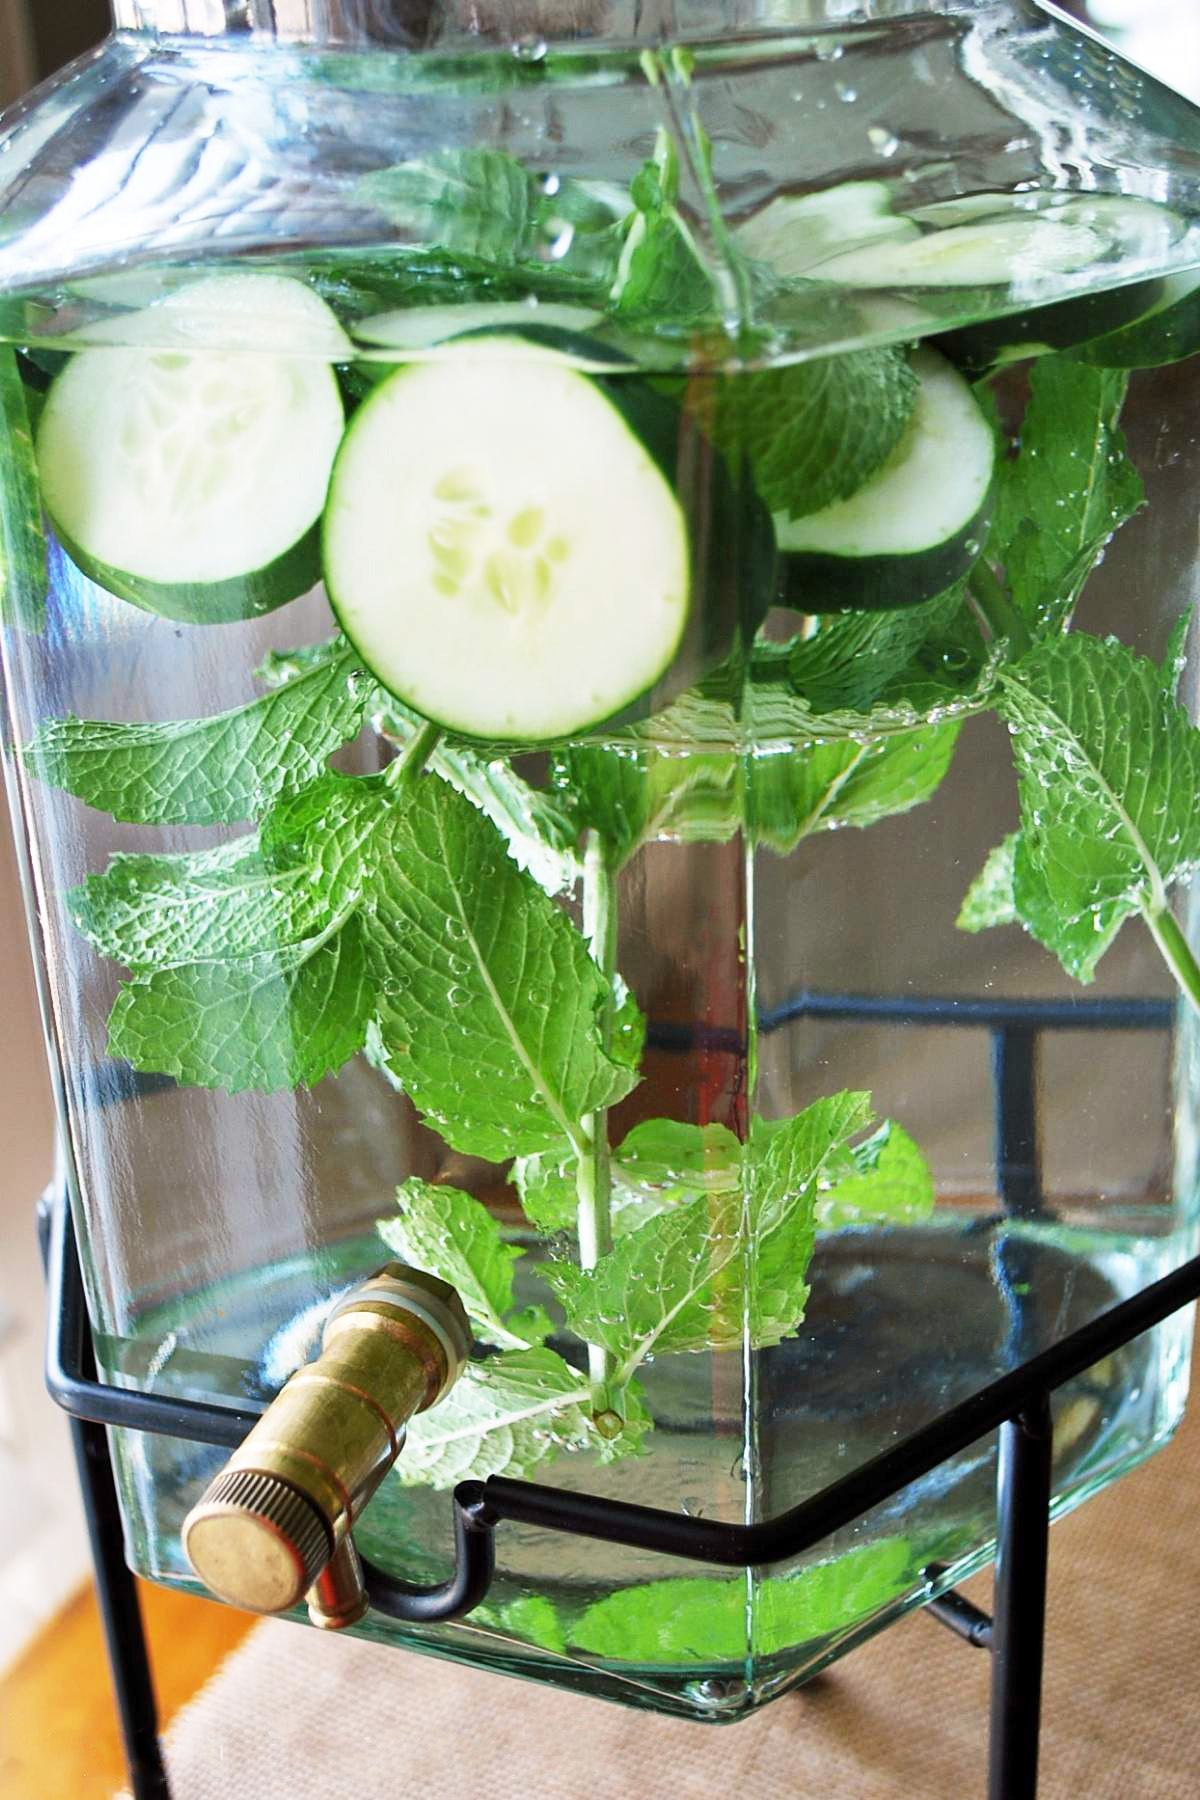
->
xmin=182 ymin=1264 xmax=471 ymax=1629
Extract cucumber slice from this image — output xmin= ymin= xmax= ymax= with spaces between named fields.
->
xmin=1067 ymin=269 xmax=1200 ymax=369
xmin=735 ymin=182 xmax=919 ymax=281
xmin=907 ymin=193 xmax=1187 ymax=265
xmin=935 ymin=274 xmax=1166 ymax=373
xmin=64 ymin=272 xmax=353 ymax=357
xmin=353 ymin=301 xmax=604 ymax=354
xmin=777 ymin=348 xmax=993 ymax=613
xmin=35 ymin=276 xmax=347 ymax=623
xmin=323 ymin=340 xmax=765 ymax=742
xmin=814 ymin=216 xmax=1108 ymax=288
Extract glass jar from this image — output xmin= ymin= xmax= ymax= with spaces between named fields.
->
xmin=2 ymin=0 xmax=1199 ymax=1721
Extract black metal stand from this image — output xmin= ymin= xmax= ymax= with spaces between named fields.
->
xmin=39 ymin=989 xmax=1200 ymax=1800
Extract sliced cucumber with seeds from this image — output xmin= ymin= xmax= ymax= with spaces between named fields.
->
xmin=935 ymin=274 xmax=1167 ymax=372
xmin=35 ymin=275 xmax=347 ymax=623
xmin=353 ymin=300 xmax=604 ymax=354
xmin=735 ymin=181 xmax=918 ymax=281
xmin=906 ymin=193 xmax=1187 ymax=264
xmin=777 ymin=348 xmax=993 ymax=614
xmin=323 ymin=338 xmax=767 ymax=742
xmin=1066 ymin=269 xmax=1200 ymax=368
xmin=814 ymin=216 xmax=1108 ymax=288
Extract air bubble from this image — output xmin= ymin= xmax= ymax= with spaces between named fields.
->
xmin=512 ymin=34 xmax=547 ymax=62
xmin=834 ymin=81 xmax=857 ymax=103
xmin=868 ymin=127 xmax=899 ymax=158
xmin=814 ymin=39 xmax=844 ymax=61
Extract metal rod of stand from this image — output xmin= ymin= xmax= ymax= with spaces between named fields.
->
xmin=69 ymin=1414 xmax=171 ymax=1800
xmin=988 ymin=1394 xmax=1054 ymax=1800
xmin=38 ymin=1196 xmax=170 ymax=1800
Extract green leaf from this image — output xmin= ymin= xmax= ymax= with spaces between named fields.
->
xmin=370 ymin=777 xmax=640 ymax=1160
xmin=957 ymin=833 xmax=1019 ymax=934
xmin=512 ymin=1149 xmax=578 ymax=1233
xmin=610 ymin=131 xmax=716 ymax=325
xmin=818 ymin=1122 xmax=935 ymax=1227
xmin=544 ymin=1093 xmax=874 ymax=1366
xmin=777 ymin=583 xmax=965 ymax=716
xmin=107 ymin=913 xmax=372 ymax=1092
xmin=477 ymin=1593 xmax=568 ymax=1655
xmin=378 ymin=1179 xmax=522 ymax=1348
xmin=357 ymin=150 xmax=624 ymax=298
xmin=67 ymin=837 xmax=327 ymax=969
xmin=394 ymin=1346 xmax=607 ymax=1487
xmin=1162 ymin=607 xmax=1192 ymax=699
xmin=551 ymin=743 xmax=741 ymax=865
xmin=617 ymin=1119 xmax=742 ymax=1197
xmin=748 ymin=721 xmax=960 ymax=853
xmin=695 ymin=344 xmax=918 ymax=521
xmin=514 ymin=1119 xmax=741 ymax=1236
xmin=359 ymin=149 xmax=533 ymax=269
xmin=997 ymin=633 xmax=1200 ymax=980
xmin=570 ymin=1538 xmax=913 ymax=1662
xmin=0 ymin=349 xmax=47 ymax=631
xmin=25 ymin=641 xmax=365 ymax=825
xmin=989 ymin=359 xmax=1144 ymax=636
xmin=377 ymin=698 xmax=580 ymax=894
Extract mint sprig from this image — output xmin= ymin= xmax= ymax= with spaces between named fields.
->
xmin=696 ymin=345 xmax=918 ymax=523
xmin=369 ymin=776 xmax=639 ymax=1161
xmin=25 ymin=638 xmax=365 ymax=825
xmin=961 ymin=631 xmax=1200 ymax=996
xmin=987 ymin=360 xmax=1144 ymax=637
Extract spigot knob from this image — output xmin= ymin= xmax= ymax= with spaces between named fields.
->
xmin=182 ymin=1263 xmax=471 ymax=1620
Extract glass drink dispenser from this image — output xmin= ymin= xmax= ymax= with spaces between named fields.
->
xmin=2 ymin=0 xmax=1200 ymax=1722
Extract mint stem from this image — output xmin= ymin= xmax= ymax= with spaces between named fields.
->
xmin=1144 ymin=904 xmax=1200 ymax=1016
xmin=968 ymin=561 xmax=1032 ymax=661
xmin=577 ymin=829 xmax=624 ymax=1432
xmin=386 ymin=718 xmax=442 ymax=787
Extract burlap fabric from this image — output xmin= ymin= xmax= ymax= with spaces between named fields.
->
xmin=118 ymin=1368 xmax=1200 ymax=1800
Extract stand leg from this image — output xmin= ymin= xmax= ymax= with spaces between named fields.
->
xmin=988 ymin=1395 xmax=1053 ymax=1800
xmin=69 ymin=1412 xmax=171 ymax=1800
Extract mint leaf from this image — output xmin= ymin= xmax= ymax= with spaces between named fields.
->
xmin=107 ymin=914 xmax=372 ymax=1091
xmin=551 ymin=744 xmax=741 ymax=865
xmin=1162 ymin=607 xmax=1191 ymax=699
xmin=748 ymin=721 xmax=960 ymax=853
xmin=371 ymin=776 xmax=640 ymax=1160
xmin=957 ymin=833 xmax=1019 ymax=934
xmin=515 ymin=1119 xmax=741 ymax=1236
xmin=67 ymin=837 xmax=326 ymax=968
xmin=617 ymin=1119 xmax=742 ymax=1197
xmin=611 ymin=130 xmax=716 ymax=325
xmin=360 ymin=149 xmax=532 ymax=269
xmin=818 ymin=1121 xmax=934 ymax=1227
xmin=394 ymin=1346 xmax=625 ymax=1488
xmin=0 ymin=349 xmax=47 ymax=631
xmin=778 ymin=582 xmax=964 ymax=715
xmin=696 ymin=345 xmax=917 ymax=521
xmin=996 ymin=633 xmax=1200 ymax=981
xmin=26 ymin=640 xmax=365 ymax=825
xmin=570 ymin=1538 xmax=912 ymax=1662
xmin=544 ymin=1093 xmax=874 ymax=1366
xmin=989 ymin=359 xmax=1144 ymax=636
xmin=377 ymin=700 xmax=579 ymax=894
xmin=512 ymin=1149 xmax=578 ymax=1233
xmin=358 ymin=150 xmax=623 ymax=297
xmin=378 ymin=1179 xmax=524 ymax=1349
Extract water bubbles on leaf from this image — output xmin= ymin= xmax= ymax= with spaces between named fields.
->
xmin=814 ymin=39 xmax=844 ymax=61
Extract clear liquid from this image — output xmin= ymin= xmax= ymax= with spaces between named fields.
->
xmin=3 ymin=16 xmax=1200 ymax=1722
